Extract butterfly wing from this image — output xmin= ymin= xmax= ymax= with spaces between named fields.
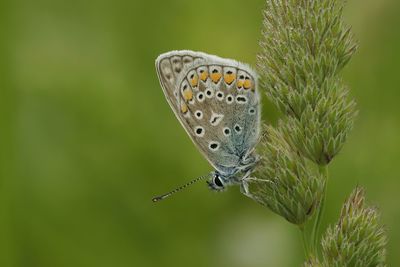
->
xmin=155 ymin=51 xmax=206 ymax=113
xmin=156 ymin=51 xmax=260 ymax=174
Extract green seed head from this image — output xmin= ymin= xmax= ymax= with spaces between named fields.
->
xmin=257 ymin=0 xmax=358 ymax=165
xmin=245 ymin=125 xmax=325 ymax=225
xmin=320 ymin=187 xmax=387 ymax=267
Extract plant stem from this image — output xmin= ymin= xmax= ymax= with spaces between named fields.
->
xmin=299 ymin=225 xmax=310 ymax=258
xmin=311 ymin=165 xmax=329 ymax=256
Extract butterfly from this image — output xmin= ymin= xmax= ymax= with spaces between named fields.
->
xmin=153 ymin=50 xmax=261 ymax=201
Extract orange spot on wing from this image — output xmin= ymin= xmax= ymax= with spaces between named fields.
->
xmin=210 ymin=73 xmax=222 ymax=83
xmin=200 ymin=71 xmax=208 ymax=82
xmin=183 ymin=89 xmax=193 ymax=101
xmin=243 ymin=79 xmax=252 ymax=90
xmin=224 ymin=74 xmax=236 ymax=85
xmin=237 ymin=80 xmax=244 ymax=88
xmin=190 ymin=76 xmax=198 ymax=87
xmin=180 ymin=102 xmax=188 ymax=113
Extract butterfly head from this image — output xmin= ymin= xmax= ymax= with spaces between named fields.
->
xmin=207 ymin=170 xmax=246 ymax=191
xmin=207 ymin=155 xmax=259 ymax=192
xmin=207 ymin=171 xmax=226 ymax=191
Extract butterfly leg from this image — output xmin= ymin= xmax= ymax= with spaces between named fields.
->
xmin=240 ymin=176 xmax=274 ymax=197
xmin=239 ymin=171 xmax=268 ymax=196
xmin=239 ymin=155 xmax=261 ymax=173
xmin=244 ymin=177 xmax=274 ymax=185
xmin=240 ymin=180 xmax=250 ymax=196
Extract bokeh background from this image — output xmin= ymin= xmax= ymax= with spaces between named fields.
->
xmin=0 ymin=0 xmax=399 ymax=266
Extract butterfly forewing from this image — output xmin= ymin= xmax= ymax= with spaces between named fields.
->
xmin=156 ymin=51 xmax=205 ymax=112
xmin=156 ymin=51 xmax=260 ymax=174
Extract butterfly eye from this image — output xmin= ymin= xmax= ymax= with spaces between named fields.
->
xmin=214 ymin=175 xmax=224 ymax=188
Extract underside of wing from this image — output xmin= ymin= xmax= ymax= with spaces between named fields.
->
xmin=156 ymin=50 xmax=207 ymax=112
xmin=156 ymin=51 xmax=261 ymax=173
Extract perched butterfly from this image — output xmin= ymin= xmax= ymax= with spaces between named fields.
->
xmin=153 ymin=50 xmax=261 ymax=202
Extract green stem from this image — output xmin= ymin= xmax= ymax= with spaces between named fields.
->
xmin=311 ymin=165 xmax=329 ymax=256
xmin=299 ymin=225 xmax=310 ymax=258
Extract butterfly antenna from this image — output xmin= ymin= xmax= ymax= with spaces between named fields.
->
xmin=152 ymin=174 xmax=210 ymax=203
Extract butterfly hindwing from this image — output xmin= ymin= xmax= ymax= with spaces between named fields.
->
xmin=156 ymin=51 xmax=260 ymax=174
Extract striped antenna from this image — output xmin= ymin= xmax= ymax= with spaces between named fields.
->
xmin=152 ymin=174 xmax=210 ymax=202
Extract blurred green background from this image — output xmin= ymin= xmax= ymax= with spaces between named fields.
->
xmin=0 ymin=0 xmax=399 ymax=266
